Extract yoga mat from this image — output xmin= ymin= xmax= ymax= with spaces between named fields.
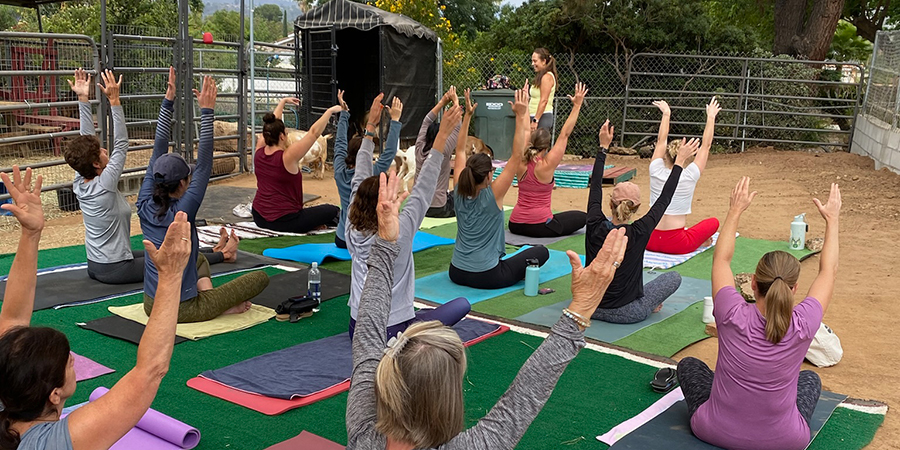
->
xmin=262 ymin=231 xmax=454 ymax=265
xmin=89 ymin=387 xmax=201 ymax=450
xmin=189 ymin=318 xmax=509 ymax=415
xmin=264 ymin=431 xmax=345 ymax=450
xmin=419 ymin=205 xmax=513 ymax=230
xmin=79 ymin=315 xmax=190 ymax=345
xmin=109 ymin=303 xmax=276 ymax=341
xmin=505 ymin=226 xmax=585 ymax=247
xmin=197 ymin=221 xmax=333 ymax=247
xmin=252 ymin=269 xmax=352 ymax=310
xmin=660 ymin=236 xmax=820 ymax=281
xmin=415 ymin=248 xmax=578 ymax=305
xmin=613 ymin=301 xmax=710 ymax=357
xmin=643 ymin=232 xmax=723 ymax=270
xmin=609 ymin=391 xmax=848 ymax=449
xmin=0 ymin=250 xmax=279 ymax=311
xmin=196 ymin=185 xmax=319 ymax=224
xmin=73 ymin=352 xmax=114 ymax=382
xmin=515 ymin=273 xmax=711 ymax=346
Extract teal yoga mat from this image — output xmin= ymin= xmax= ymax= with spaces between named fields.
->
xmin=414 ymin=248 xmax=576 ymax=305
xmin=515 ymin=273 xmax=711 ymax=343
xmin=262 ymin=232 xmax=454 ymax=265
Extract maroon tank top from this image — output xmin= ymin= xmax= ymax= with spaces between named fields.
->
xmin=253 ymin=147 xmax=304 ymax=222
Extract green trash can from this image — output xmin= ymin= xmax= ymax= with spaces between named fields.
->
xmin=470 ymin=89 xmax=516 ymax=160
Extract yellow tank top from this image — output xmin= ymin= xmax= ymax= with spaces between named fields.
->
xmin=529 ymin=72 xmax=556 ymax=116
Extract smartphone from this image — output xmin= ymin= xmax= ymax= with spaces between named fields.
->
xmin=538 ymin=288 xmax=555 ymax=295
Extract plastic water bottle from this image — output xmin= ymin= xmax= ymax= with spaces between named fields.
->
xmin=524 ymin=259 xmax=540 ymax=297
xmin=702 ymin=296 xmax=715 ymax=324
xmin=790 ymin=213 xmax=808 ymax=250
xmin=307 ymin=262 xmax=321 ymax=302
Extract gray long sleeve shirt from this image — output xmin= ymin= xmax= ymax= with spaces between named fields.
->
xmin=73 ymin=101 xmax=133 ymax=264
xmin=346 ymin=238 xmax=587 ymax=450
xmin=346 ymin=137 xmax=444 ymax=325
xmin=415 ymin=110 xmax=461 ymax=208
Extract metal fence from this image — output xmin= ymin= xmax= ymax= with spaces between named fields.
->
xmin=851 ymin=30 xmax=900 ymax=173
xmin=441 ymin=51 xmax=864 ymax=156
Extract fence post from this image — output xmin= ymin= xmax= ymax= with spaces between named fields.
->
xmin=620 ymin=55 xmax=634 ymax=148
xmin=734 ymin=58 xmax=748 ymax=143
xmin=238 ymin=0 xmax=247 ymax=173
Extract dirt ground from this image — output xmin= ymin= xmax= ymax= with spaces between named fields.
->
xmin=0 ymin=148 xmax=896 ymax=448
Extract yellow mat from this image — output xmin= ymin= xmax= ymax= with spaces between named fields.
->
xmin=108 ymin=303 xmax=276 ymax=340
xmin=419 ymin=205 xmax=512 ymax=229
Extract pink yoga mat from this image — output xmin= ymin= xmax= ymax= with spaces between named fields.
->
xmin=264 ymin=431 xmax=345 ymax=449
xmin=73 ymin=352 xmax=114 ymax=382
xmin=89 ymin=387 xmax=201 ymax=450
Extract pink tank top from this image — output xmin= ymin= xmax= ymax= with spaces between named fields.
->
xmin=253 ymin=147 xmax=304 ymax=222
xmin=510 ymin=160 xmax=554 ymax=224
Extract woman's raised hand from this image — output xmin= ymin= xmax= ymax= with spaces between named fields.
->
xmin=598 ymin=119 xmax=614 ymax=149
xmin=389 ymin=97 xmax=403 ymax=122
xmin=97 ymin=69 xmax=123 ymax=106
xmin=281 ymin=96 xmax=301 ymax=107
xmin=337 ymin=90 xmax=349 ymax=111
xmin=367 ymin=93 xmax=385 ymax=126
xmin=0 ymin=166 xmax=44 ymax=234
xmin=566 ymin=228 xmax=628 ymax=323
xmin=729 ymin=176 xmax=757 ymax=213
xmin=706 ymin=96 xmax=721 ymax=119
xmin=376 ymin=170 xmax=409 ymax=243
xmin=68 ymin=68 xmax=92 ymax=101
xmin=510 ymin=81 xmax=530 ymax=117
xmin=813 ymin=183 xmax=841 ymax=224
xmin=464 ymin=88 xmax=477 ymax=116
xmin=192 ymin=75 xmax=217 ymax=110
xmin=568 ymin=82 xmax=588 ymax=106
xmin=165 ymin=66 xmax=177 ymax=101
xmin=674 ymin=137 xmax=700 ymax=167
xmin=652 ymin=100 xmax=671 ymax=116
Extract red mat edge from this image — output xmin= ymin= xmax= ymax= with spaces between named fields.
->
xmin=187 ymin=323 xmax=510 ymax=415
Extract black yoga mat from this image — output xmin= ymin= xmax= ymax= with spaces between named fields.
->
xmin=0 ymin=251 xmax=282 ymax=311
xmin=79 ymin=315 xmax=189 ymax=345
xmin=197 ymin=185 xmax=320 ymax=224
xmin=252 ymin=269 xmax=352 ymax=310
xmin=610 ymin=390 xmax=848 ymax=449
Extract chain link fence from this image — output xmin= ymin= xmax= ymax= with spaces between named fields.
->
xmin=442 ymin=51 xmax=863 ymax=157
xmin=851 ymin=31 xmax=900 ymax=173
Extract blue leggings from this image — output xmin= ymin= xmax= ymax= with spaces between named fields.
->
xmin=348 ymin=296 xmax=472 ymax=340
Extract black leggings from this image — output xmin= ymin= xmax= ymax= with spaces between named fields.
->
xmin=252 ymin=205 xmax=340 ymax=234
xmin=508 ymin=211 xmax=587 ymax=238
xmin=87 ymin=248 xmax=225 ymax=285
xmin=449 ymin=245 xmax=550 ymax=289
xmin=425 ymin=193 xmax=455 ymax=218
xmin=677 ymin=357 xmax=821 ymax=425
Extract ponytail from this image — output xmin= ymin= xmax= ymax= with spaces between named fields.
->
xmin=152 ymin=181 xmax=181 ymax=220
xmin=754 ymin=251 xmax=801 ymax=344
xmin=525 ymin=128 xmax=552 ymax=163
xmin=457 ymin=153 xmax=492 ymax=199
xmin=612 ymin=200 xmax=639 ymax=223
xmin=0 ymin=412 xmax=20 ymax=450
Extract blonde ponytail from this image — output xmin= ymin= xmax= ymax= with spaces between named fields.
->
xmin=611 ymin=200 xmax=639 ymax=223
xmin=755 ymin=251 xmax=801 ymax=344
xmin=525 ymin=128 xmax=551 ymax=163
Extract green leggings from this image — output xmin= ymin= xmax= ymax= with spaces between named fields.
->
xmin=143 ymin=256 xmax=270 ymax=323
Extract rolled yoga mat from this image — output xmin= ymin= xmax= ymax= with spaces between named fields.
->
xmin=88 ymin=387 xmax=201 ymax=450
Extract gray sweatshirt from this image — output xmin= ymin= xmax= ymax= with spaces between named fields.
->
xmin=73 ymin=102 xmax=132 ymax=264
xmin=347 ymin=138 xmax=444 ymax=326
xmin=415 ymin=110 xmax=461 ymax=208
xmin=346 ymin=238 xmax=587 ymax=450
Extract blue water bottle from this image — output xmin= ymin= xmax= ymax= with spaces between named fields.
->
xmin=524 ymin=258 xmax=540 ymax=297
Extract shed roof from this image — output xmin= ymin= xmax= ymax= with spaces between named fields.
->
xmin=295 ymin=0 xmax=437 ymax=42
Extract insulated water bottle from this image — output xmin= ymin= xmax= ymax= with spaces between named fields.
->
xmin=790 ymin=213 xmax=808 ymax=250
xmin=702 ymin=296 xmax=715 ymax=324
xmin=307 ymin=262 xmax=321 ymax=302
xmin=524 ymin=259 xmax=540 ymax=297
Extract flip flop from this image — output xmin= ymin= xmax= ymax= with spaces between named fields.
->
xmin=650 ymin=367 xmax=678 ymax=393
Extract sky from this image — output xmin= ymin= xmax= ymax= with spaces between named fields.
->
xmin=502 ymin=0 xmax=528 ymax=6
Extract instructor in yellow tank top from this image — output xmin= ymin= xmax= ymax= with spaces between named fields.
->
xmin=530 ymin=48 xmax=557 ymax=132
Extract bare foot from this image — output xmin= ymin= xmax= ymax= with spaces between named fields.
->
xmin=653 ymin=304 xmax=664 ymax=313
xmin=222 ymin=231 xmax=240 ymax=263
xmin=222 ymin=301 xmax=252 ymax=315
xmin=212 ymin=227 xmax=229 ymax=253
xmin=702 ymin=237 xmax=713 ymax=248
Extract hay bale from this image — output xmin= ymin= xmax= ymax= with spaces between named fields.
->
xmin=214 ymin=120 xmax=251 ymax=153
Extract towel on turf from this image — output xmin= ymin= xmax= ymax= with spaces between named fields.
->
xmin=108 ymin=303 xmax=275 ymax=341
xmin=643 ymin=233 xmax=727 ymax=270
xmin=197 ymin=222 xmax=334 ymax=247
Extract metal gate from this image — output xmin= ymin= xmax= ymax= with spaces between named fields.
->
xmin=301 ymin=27 xmax=337 ymax=129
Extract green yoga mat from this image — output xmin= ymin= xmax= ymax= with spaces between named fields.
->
xmin=659 ymin=236 xmax=818 ymax=280
xmin=0 ymin=235 xmax=146 ymax=276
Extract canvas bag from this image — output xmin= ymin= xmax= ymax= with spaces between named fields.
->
xmin=806 ymin=323 xmax=842 ymax=367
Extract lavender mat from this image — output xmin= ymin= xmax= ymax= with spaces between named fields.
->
xmin=73 ymin=352 xmax=114 ymax=382
xmin=90 ymin=387 xmax=201 ymax=450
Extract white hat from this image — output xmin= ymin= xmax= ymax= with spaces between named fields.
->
xmin=806 ymin=323 xmax=843 ymax=367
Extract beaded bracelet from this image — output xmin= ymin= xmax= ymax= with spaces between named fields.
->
xmin=562 ymin=308 xmax=590 ymax=328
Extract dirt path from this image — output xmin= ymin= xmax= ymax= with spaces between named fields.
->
xmin=1 ymin=148 xmax=895 ymax=447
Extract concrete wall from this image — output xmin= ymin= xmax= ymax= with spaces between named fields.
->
xmin=851 ymin=114 xmax=900 ymax=174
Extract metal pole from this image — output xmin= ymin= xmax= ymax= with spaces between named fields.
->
xmin=238 ymin=0 xmax=248 ymax=173
xmin=99 ymin=0 xmax=109 ymax=149
xmin=35 ymin=6 xmax=42 ymax=33
xmin=250 ymin=0 xmax=257 ymax=167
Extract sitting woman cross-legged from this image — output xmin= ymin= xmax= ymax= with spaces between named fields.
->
xmin=678 ymin=178 xmax=841 ymax=450
xmin=346 ymin=95 xmax=470 ymax=339
xmin=508 ymin=82 xmax=588 ymax=238
xmin=252 ymin=98 xmax=341 ymax=233
xmin=0 ymin=165 xmax=192 ymax=450
xmin=449 ymin=85 xmax=550 ymax=289
xmin=585 ymin=121 xmax=698 ymax=324
xmin=138 ymin=76 xmax=269 ymax=323
xmin=346 ymin=168 xmax=629 ymax=450
xmin=646 ymin=98 xmax=722 ymax=254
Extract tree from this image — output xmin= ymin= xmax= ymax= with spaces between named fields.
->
xmin=0 ymin=6 xmax=21 ymax=31
xmin=437 ymin=0 xmax=498 ymax=40
xmin=842 ymin=0 xmax=900 ymax=42
xmin=256 ymin=4 xmax=283 ymax=23
xmin=371 ymin=0 xmax=457 ymax=44
xmin=772 ymin=0 xmax=845 ymax=60
xmin=829 ymin=20 xmax=873 ymax=62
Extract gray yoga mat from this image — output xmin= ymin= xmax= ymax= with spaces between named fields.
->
xmin=197 ymin=185 xmax=320 ymax=224
xmin=79 ymin=315 xmax=190 ymax=345
xmin=504 ymin=227 xmax=585 ymax=247
xmin=0 ymin=250 xmax=280 ymax=311
xmin=201 ymin=318 xmax=502 ymax=399
xmin=252 ymin=269 xmax=352 ymax=310
xmin=515 ymin=272 xmax=711 ymax=343
xmin=610 ymin=390 xmax=848 ymax=449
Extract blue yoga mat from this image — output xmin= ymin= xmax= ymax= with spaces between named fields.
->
xmin=610 ymin=391 xmax=847 ymax=449
xmin=200 ymin=318 xmax=501 ymax=399
xmin=515 ymin=273 xmax=712 ymax=343
xmin=262 ymin=231 xmax=454 ymax=265
xmin=415 ymin=248 xmax=577 ymax=305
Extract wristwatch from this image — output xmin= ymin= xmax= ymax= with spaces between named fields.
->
xmin=365 ymin=130 xmax=377 ymax=138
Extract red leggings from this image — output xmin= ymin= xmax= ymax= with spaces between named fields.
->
xmin=646 ymin=218 xmax=720 ymax=255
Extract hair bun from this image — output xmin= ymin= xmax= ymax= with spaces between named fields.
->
xmin=263 ymin=112 xmax=277 ymax=124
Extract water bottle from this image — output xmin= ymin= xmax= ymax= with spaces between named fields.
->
xmin=307 ymin=262 xmax=321 ymax=302
xmin=524 ymin=258 xmax=540 ymax=297
xmin=790 ymin=213 xmax=808 ymax=250
xmin=702 ymin=296 xmax=715 ymax=324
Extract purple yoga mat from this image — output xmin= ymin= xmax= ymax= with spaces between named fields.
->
xmin=89 ymin=387 xmax=201 ymax=450
xmin=73 ymin=352 xmax=114 ymax=382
